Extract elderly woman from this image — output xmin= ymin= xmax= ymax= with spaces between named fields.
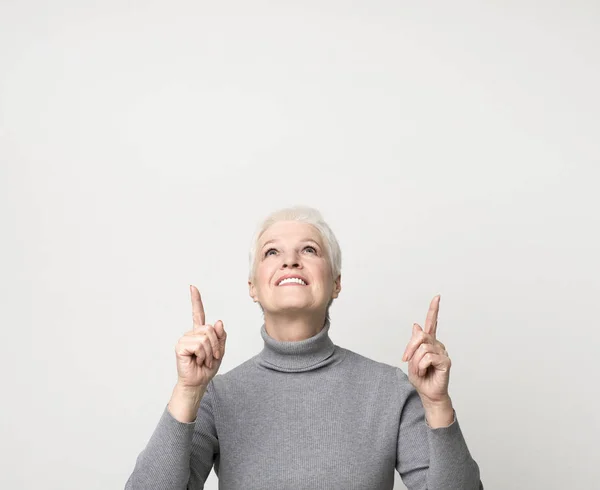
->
xmin=125 ymin=206 xmax=483 ymax=489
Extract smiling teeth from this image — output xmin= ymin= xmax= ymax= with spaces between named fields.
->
xmin=279 ymin=278 xmax=307 ymax=286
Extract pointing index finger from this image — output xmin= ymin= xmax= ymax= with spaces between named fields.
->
xmin=190 ymin=285 xmax=206 ymax=327
xmin=424 ymin=294 xmax=440 ymax=338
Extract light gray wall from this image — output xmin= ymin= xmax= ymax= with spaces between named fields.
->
xmin=2 ymin=1 xmax=598 ymax=489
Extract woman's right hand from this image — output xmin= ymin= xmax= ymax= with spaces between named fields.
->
xmin=174 ymin=285 xmax=227 ymax=389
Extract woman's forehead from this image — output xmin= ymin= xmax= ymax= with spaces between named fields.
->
xmin=259 ymin=221 xmax=322 ymax=245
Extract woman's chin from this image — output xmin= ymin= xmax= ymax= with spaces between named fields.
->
xmin=276 ymin=302 xmax=309 ymax=311
xmin=271 ymin=299 xmax=314 ymax=312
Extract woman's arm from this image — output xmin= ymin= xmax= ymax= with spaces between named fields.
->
xmin=395 ymin=372 xmax=483 ymax=490
xmin=396 ymin=295 xmax=483 ymax=488
xmin=124 ymin=382 xmax=219 ymax=490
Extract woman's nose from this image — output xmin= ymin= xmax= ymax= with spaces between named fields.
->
xmin=282 ymin=251 xmax=302 ymax=269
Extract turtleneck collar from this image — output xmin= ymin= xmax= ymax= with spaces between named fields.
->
xmin=256 ymin=319 xmax=338 ymax=372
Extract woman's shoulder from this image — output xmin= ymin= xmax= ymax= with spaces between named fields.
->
xmin=337 ymin=346 xmax=409 ymax=383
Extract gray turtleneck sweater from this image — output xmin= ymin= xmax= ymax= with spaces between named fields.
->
xmin=125 ymin=322 xmax=483 ymax=489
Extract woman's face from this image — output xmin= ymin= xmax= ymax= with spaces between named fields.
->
xmin=248 ymin=221 xmax=341 ymax=316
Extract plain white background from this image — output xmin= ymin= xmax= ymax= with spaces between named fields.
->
xmin=1 ymin=1 xmax=598 ymax=489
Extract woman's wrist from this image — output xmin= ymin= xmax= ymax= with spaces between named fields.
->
xmin=168 ymin=383 xmax=207 ymax=423
xmin=421 ymin=395 xmax=454 ymax=428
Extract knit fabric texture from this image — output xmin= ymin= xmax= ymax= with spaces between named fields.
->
xmin=125 ymin=320 xmax=483 ymax=489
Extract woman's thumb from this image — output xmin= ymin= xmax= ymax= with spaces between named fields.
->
xmin=215 ymin=320 xmax=226 ymax=339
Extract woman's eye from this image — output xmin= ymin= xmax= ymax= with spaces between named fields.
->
xmin=264 ymin=246 xmax=316 ymax=257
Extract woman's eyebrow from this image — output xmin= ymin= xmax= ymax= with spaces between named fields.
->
xmin=261 ymin=238 xmax=321 ymax=249
xmin=303 ymin=239 xmax=321 ymax=247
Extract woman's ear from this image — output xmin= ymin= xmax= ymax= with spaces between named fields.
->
xmin=332 ymin=274 xmax=342 ymax=298
xmin=248 ymin=280 xmax=258 ymax=302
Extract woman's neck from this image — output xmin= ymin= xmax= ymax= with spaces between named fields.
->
xmin=263 ymin=311 xmax=327 ymax=341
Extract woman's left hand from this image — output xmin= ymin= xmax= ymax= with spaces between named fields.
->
xmin=402 ymin=295 xmax=451 ymax=407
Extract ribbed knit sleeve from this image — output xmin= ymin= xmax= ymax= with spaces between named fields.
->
xmin=395 ymin=368 xmax=483 ymax=490
xmin=124 ymin=381 xmax=219 ymax=490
